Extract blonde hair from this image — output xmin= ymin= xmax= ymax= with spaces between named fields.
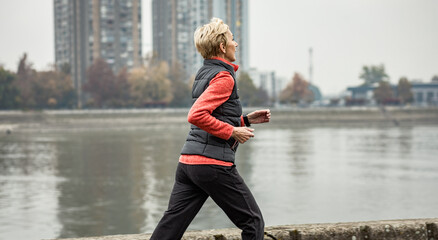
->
xmin=194 ymin=18 xmax=229 ymax=59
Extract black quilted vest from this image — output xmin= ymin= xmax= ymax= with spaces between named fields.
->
xmin=180 ymin=59 xmax=242 ymax=163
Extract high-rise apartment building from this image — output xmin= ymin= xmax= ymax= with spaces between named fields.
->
xmin=152 ymin=0 xmax=248 ymax=79
xmin=54 ymin=0 xmax=142 ymax=108
xmin=212 ymin=0 xmax=249 ymax=72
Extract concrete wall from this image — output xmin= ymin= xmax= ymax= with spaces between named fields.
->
xmin=1 ymin=106 xmax=438 ymax=126
xmin=49 ymin=218 xmax=438 ymax=240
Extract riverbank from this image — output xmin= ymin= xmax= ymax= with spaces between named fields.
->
xmin=1 ymin=106 xmax=437 ymax=133
xmin=48 ymin=218 xmax=438 ymax=240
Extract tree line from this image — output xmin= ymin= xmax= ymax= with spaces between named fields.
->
xmin=280 ymin=64 xmax=438 ymax=106
xmin=3 ymin=53 xmax=424 ymax=109
xmin=1 ymin=54 xmax=76 ymax=109
xmin=0 ymin=53 xmax=272 ymax=110
xmin=356 ymin=64 xmax=418 ymax=105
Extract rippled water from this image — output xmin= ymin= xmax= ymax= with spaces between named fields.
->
xmin=0 ymin=124 xmax=437 ymax=239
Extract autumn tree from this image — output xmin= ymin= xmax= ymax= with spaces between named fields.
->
xmin=237 ymin=72 xmax=258 ymax=106
xmin=128 ymin=62 xmax=172 ymax=107
xmin=169 ymin=79 xmax=191 ymax=107
xmin=359 ymin=64 xmax=389 ymax=85
xmin=397 ymin=77 xmax=413 ymax=104
xmin=168 ymin=61 xmax=191 ymax=108
xmin=280 ymin=73 xmax=314 ymax=104
xmin=236 ymin=72 xmax=269 ymax=107
xmin=0 ymin=67 xmax=19 ymax=109
xmin=83 ymin=58 xmax=119 ymax=108
xmin=14 ymin=53 xmax=37 ymax=108
xmin=33 ymin=69 xmax=76 ymax=109
xmin=128 ymin=67 xmax=148 ymax=106
xmin=59 ymin=63 xmax=71 ymax=75
xmin=144 ymin=61 xmax=173 ymax=105
xmin=373 ymin=81 xmax=393 ymax=104
xmin=112 ymin=67 xmax=132 ymax=107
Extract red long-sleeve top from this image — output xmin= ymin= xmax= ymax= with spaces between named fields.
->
xmin=179 ymin=57 xmax=244 ymax=167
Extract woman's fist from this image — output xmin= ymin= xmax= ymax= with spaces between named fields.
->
xmin=231 ymin=127 xmax=254 ymax=144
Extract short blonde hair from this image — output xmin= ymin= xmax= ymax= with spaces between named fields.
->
xmin=194 ymin=18 xmax=229 ymax=59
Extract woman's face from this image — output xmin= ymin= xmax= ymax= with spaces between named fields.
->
xmin=223 ymin=30 xmax=238 ymax=62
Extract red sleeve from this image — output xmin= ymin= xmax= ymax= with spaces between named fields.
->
xmin=187 ymin=71 xmax=235 ymax=140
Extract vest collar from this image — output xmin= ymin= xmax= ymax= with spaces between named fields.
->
xmin=210 ymin=57 xmax=239 ymax=72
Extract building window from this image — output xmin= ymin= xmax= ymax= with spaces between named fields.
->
xmin=416 ymin=92 xmax=424 ymax=103
xmin=427 ymin=92 xmax=434 ymax=102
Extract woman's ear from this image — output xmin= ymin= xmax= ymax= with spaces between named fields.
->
xmin=220 ymin=42 xmax=226 ymax=53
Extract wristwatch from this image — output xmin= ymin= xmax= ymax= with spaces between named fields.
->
xmin=243 ymin=115 xmax=251 ymax=127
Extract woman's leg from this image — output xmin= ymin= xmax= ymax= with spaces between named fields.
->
xmin=150 ymin=163 xmax=208 ymax=240
xmin=189 ymin=165 xmax=265 ymax=240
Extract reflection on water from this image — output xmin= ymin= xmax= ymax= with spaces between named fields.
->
xmin=1 ymin=125 xmax=438 ymax=239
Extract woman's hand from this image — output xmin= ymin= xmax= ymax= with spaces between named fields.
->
xmin=231 ymin=127 xmax=254 ymax=144
xmin=247 ymin=109 xmax=271 ymax=124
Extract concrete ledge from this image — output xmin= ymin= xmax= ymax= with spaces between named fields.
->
xmin=50 ymin=218 xmax=438 ymax=240
xmin=2 ymin=107 xmax=438 ymax=127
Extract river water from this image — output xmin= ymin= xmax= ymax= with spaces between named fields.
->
xmin=0 ymin=122 xmax=437 ymax=239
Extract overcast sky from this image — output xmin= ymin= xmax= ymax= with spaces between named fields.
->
xmin=1 ymin=0 xmax=437 ymax=95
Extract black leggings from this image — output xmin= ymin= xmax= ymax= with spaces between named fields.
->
xmin=150 ymin=163 xmax=265 ymax=240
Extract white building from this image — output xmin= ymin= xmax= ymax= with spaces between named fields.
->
xmin=347 ymin=81 xmax=438 ymax=106
xmin=412 ymin=82 xmax=438 ymax=105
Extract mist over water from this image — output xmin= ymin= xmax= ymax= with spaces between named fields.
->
xmin=1 ymin=123 xmax=437 ymax=239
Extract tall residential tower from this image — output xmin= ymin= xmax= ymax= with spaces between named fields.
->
xmin=54 ymin=0 xmax=142 ymax=108
xmin=152 ymin=0 xmax=249 ymax=79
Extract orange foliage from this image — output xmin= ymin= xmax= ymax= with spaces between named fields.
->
xmin=280 ymin=73 xmax=314 ymax=104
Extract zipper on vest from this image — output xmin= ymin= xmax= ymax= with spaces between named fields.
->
xmin=231 ymin=140 xmax=239 ymax=151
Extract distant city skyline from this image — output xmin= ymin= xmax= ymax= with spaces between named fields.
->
xmin=1 ymin=0 xmax=437 ymax=96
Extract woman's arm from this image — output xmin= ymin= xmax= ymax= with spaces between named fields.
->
xmin=187 ymin=71 xmax=236 ymax=140
xmin=188 ymin=71 xmax=256 ymax=143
